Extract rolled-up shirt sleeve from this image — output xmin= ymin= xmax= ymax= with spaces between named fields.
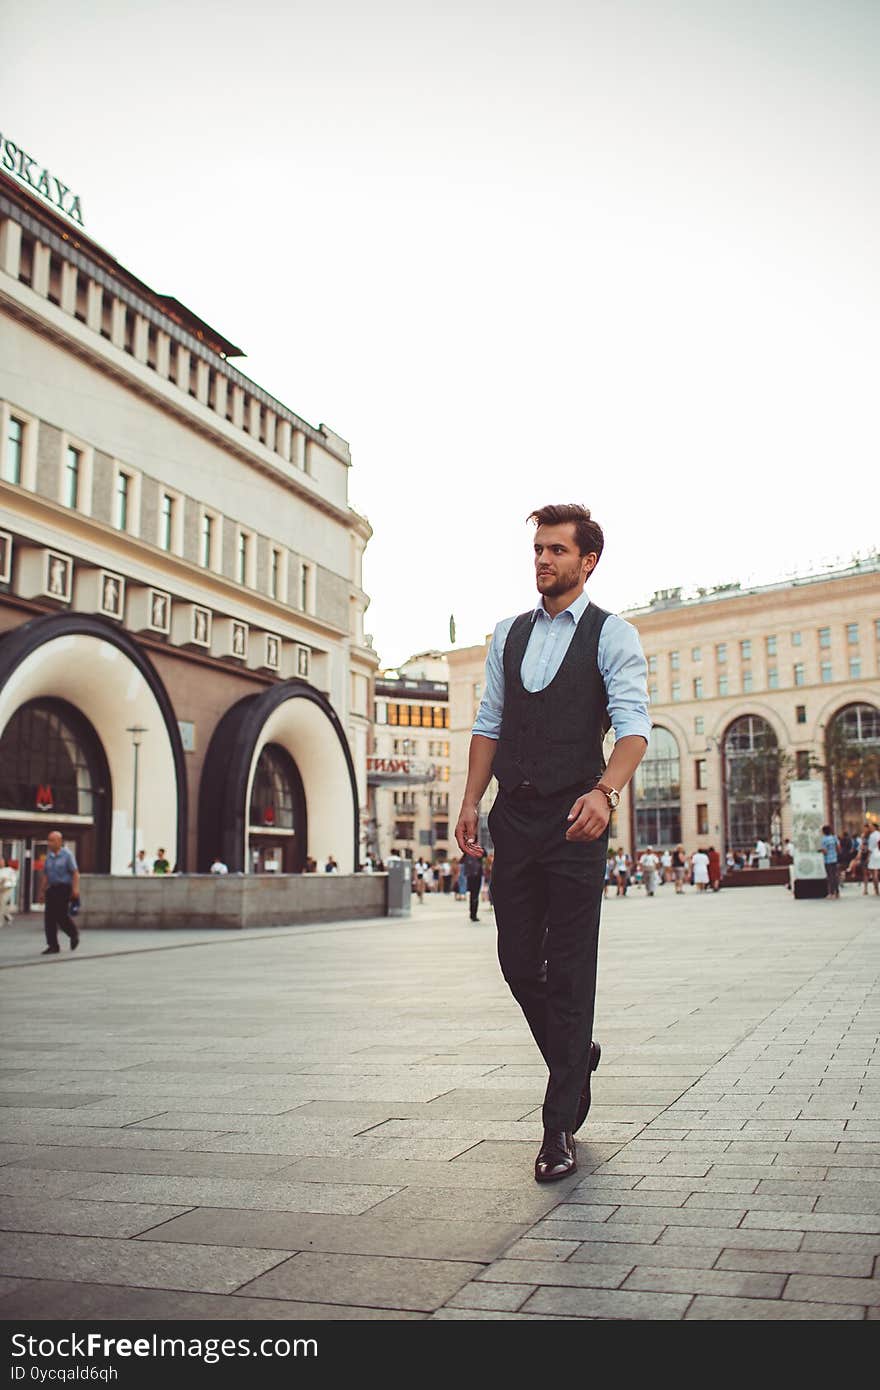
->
xmin=599 ymin=615 xmax=652 ymax=743
xmin=471 ymin=619 xmax=511 ymax=739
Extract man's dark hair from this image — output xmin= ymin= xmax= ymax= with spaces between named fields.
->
xmin=528 ymin=504 xmax=604 ymax=563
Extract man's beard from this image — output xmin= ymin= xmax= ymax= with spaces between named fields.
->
xmin=536 ymin=561 xmax=583 ymax=599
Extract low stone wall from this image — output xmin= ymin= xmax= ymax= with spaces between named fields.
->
xmin=78 ymin=873 xmax=389 ymax=930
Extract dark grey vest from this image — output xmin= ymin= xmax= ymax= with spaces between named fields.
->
xmin=492 ymin=602 xmax=611 ymax=796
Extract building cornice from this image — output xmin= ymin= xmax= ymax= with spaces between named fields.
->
xmin=0 ymin=181 xmax=350 ymax=464
xmin=1 ymin=281 xmax=364 ymax=537
xmin=1 ymin=481 xmax=351 ymax=644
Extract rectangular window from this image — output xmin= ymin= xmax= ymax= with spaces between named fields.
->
xmin=65 ymin=446 xmax=80 ymax=508
xmin=768 ymin=667 xmax=779 ymax=689
xmin=694 ymin=716 xmax=704 ymax=734
xmin=269 ymin=547 xmax=280 ymax=599
xmin=398 ymin=704 xmax=410 ymax=726
xmin=792 ymin=631 xmax=802 ymax=646
xmin=821 ymin=661 xmax=832 ymax=683
xmin=300 ymin=563 xmax=311 ymax=612
xmin=670 ymin=651 xmax=680 ymax=670
xmin=433 ymin=706 xmax=445 ymax=728
xmin=237 ymin=532 xmax=249 ymax=585
xmin=671 ymin=681 xmax=681 ymax=702
xmin=649 ymin=683 xmax=658 ymax=703
xmin=741 ymin=639 xmax=752 ymax=660
xmin=160 ymin=493 xmax=174 ymax=551
xmin=691 ymin=647 xmax=701 ymax=661
xmin=743 ymin=670 xmax=754 ymax=693
xmin=796 ymin=750 xmax=810 ymax=780
xmin=716 ymin=643 xmax=727 ymax=663
xmin=875 ymin=620 xmax=880 ymax=641
xmin=693 ymin=677 xmax=703 ymax=699
xmin=200 ymin=513 xmax=213 ymax=568
xmin=115 ymin=471 xmax=130 ymax=531
xmin=819 ymin=627 xmax=831 ymax=648
xmin=796 ymin=704 xmax=806 ymax=724
xmin=5 ymin=416 xmax=23 ymax=484
xmin=850 ymin=657 xmax=861 ymax=679
xmin=697 ymin=803 xmax=709 ymax=835
xmin=847 ymin=623 xmax=859 ymax=645
xmin=648 ymin=655 xmax=657 ymax=674
xmin=696 ymin=759 xmax=708 ymax=789
xmin=766 ymin=635 xmax=777 ymax=656
xmin=387 ymin=703 xmax=398 ymax=726
xmin=410 ymin=705 xmax=422 ymax=727
xmin=794 ymin=663 xmax=805 ymax=687
xmin=718 ymin=675 xmax=729 ymax=697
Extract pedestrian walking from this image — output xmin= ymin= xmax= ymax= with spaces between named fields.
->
xmin=0 ymin=857 xmax=17 ymax=924
xmin=707 ymin=845 xmax=722 ymax=892
xmin=691 ymin=847 xmax=710 ymax=892
xmin=820 ymin=825 xmax=840 ymax=899
xmin=866 ymin=823 xmax=880 ymax=896
xmin=39 ymin=831 xmax=80 ymax=954
xmin=614 ymin=847 xmax=630 ymax=896
xmin=672 ymin=844 xmax=687 ymax=893
xmin=640 ymin=846 xmax=659 ymax=896
xmin=463 ymin=850 xmax=483 ymax=922
xmin=440 ymin=859 xmax=453 ymax=894
xmin=604 ymin=850 xmax=615 ymax=898
xmin=660 ymin=848 xmax=673 ymax=884
xmin=454 ymin=502 xmax=649 ymax=1183
xmin=413 ymin=856 xmax=428 ymax=902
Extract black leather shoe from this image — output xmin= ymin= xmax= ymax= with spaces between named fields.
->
xmin=573 ymin=1040 xmax=602 ymax=1134
xmin=70 ymin=932 xmax=79 ymax=950
xmin=41 ymin=947 xmax=59 ymax=955
xmin=534 ymin=1128 xmax=576 ymax=1182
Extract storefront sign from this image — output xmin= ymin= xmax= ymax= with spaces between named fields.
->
xmin=367 ymin=756 xmax=436 ymax=786
xmin=0 ymin=131 xmax=84 ymax=227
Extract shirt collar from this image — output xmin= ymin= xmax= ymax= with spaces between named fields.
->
xmin=533 ymin=589 xmax=591 ymax=624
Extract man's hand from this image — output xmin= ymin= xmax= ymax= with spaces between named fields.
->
xmin=455 ymin=804 xmax=484 ymax=858
xmin=565 ymin=789 xmax=610 ymax=842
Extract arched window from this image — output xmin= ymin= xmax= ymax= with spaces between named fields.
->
xmin=826 ymin=703 xmax=880 ymax=834
xmin=633 ymin=726 xmax=681 ymax=848
xmin=724 ymin=714 xmax=781 ymax=851
xmin=0 ymin=700 xmax=101 ymax=818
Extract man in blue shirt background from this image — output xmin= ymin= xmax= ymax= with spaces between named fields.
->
xmin=40 ymin=831 xmax=80 ymax=955
xmin=455 ymin=503 xmax=650 ymax=1183
xmin=820 ymin=824 xmax=840 ymax=900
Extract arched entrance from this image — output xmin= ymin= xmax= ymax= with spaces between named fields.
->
xmin=198 ymin=680 xmax=359 ymax=873
xmin=247 ymin=743 xmax=307 ymax=873
xmin=0 ymin=614 xmax=187 ymax=884
xmin=632 ymin=725 xmax=681 ymax=848
xmin=0 ymin=698 xmax=111 ymax=910
xmin=825 ymin=702 xmax=880 ymax=835
xmin=723 ymin=714 xmax=782 ymax=852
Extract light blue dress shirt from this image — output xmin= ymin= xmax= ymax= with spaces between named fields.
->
xmin=472 ymin=590 xmax=651 ymax=744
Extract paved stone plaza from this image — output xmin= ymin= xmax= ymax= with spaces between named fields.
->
xmin=0 ymin=883 xmax=878 ymax=1321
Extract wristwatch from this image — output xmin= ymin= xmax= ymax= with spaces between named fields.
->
xmin=595 ymin=782 xmax=621 ymax=810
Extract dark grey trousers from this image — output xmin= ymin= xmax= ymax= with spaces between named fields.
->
xmin=489 ymin=787 xmax=607 ymax=1131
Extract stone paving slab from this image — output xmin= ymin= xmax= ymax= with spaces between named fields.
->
xmin=136 ymin=1208 xmax=526 ymax=1261
xmin=1 ymin=888 xmax=879 ymax=1320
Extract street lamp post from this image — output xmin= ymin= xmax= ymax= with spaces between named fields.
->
xmin=126 ymin=726 xmax=147 ymax=875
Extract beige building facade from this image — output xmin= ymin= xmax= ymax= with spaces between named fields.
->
xmin=446 ymin=564 xmax=880 ymax=857
xmin=0 ymin=163 xmax=377 ymax=905
xmin=369 ymin=652 xmax=450 ymax=863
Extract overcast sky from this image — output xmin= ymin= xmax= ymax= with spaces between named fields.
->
xmin=6 ymin=0 xmax=878 ymax=667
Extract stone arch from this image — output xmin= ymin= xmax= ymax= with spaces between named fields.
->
xmin=0 ymin=613 xmax=187 ymax=872
xmin=198 ymin=680 xmax=359 ymax=873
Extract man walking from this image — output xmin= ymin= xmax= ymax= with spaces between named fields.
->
xmin=463 ymin=850 xmax=483 ymax=922
xmin=455 ymin=504 xmax=649 ymax=1182
xmin=40 ymin=831 xmax=80 ymax=955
